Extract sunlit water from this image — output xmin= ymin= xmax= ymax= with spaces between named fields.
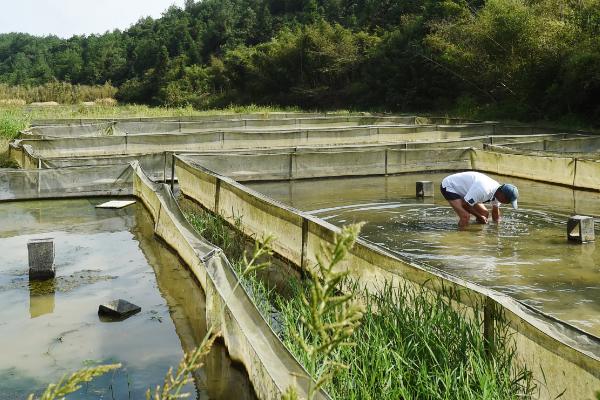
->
xmin=0 ymin=199 xmax=255 ymax=399
xmin=249 ymin=172 xmax=600 ymax=337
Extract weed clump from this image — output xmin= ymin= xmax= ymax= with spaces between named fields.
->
xmin=0 ymin=108 xmax=29 ymax=140
xmin=280 ymin=281 xmax=534 ymax=399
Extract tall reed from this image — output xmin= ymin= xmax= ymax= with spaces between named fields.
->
xmin=0 ymin=82 xmax=117 ymax=104
xmin=278 ymin=281 xmax=535 ymax=399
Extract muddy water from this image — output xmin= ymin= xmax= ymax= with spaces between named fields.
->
xmin=249 ymin=172 xmax=600 ymax=337
xmin=0 ymin=199 xmax=256 ymax=399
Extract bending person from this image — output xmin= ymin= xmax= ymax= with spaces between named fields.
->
xmin=440 ymin=171 xmax=518 ymax=228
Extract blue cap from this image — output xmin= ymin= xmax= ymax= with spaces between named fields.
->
xmin=500 ymin=184 xmax=519 ymax=209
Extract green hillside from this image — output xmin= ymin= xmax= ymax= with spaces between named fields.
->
xmin=0 ymin=0 xmax=598 ymax=122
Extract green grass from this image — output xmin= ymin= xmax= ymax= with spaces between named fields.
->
xmin=0 ymin=103 xmax=312 ymax=141
xmin=0 ymin=103 xmax=307 ymax=123
xmin=183 ymin=205 xmax=276 ymax=324
xmin=0 ymin=108 xmax=29 ymax=167
xmin=183 ymin=205 xmax=534 ymax=400
xmin=0 ymin=108 xmax=29 ymax=140
xmin=184 ymin=205 xmax=245 ymax=262
xmin=278 ymin=281 xmax=534 ymax=400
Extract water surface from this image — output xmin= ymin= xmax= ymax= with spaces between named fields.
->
xmin=0 ymin=199 xmax=255 ymax=399
xmin=249 ymin=173 xmax=600 ymax=337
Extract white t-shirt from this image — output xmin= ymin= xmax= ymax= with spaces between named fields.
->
xmin=442 ymin=172 xmax=500 ymax=207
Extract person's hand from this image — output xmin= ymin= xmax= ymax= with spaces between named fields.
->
xmin=476 ymin=215 xmax=488 ymax=224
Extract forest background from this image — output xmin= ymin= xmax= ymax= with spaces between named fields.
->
xmin=0 ymin=0 xmax=598 ymax=124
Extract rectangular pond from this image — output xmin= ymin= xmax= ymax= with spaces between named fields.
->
xmin=0 ymin=198 xmax=256 ymax=399
xmin=249 ymin=172 xmax=600 ymax=337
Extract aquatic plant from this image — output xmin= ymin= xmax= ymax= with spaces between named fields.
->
xmin=232 ymin=233 xmax=276 ymax=298
xmin=239 ymin=234 xmax=275 ymax=278
xmin=146 ymin=330 xmax=219 ymax=400
xmin=185 ymin=206 xmax=366 ymax=399
xmin=27 ymin=331 xmax=220 ymax=400
xmin=27 ymin=363 xmax=121 ymax=400
xmin=185 ymin=206 xmax=245 ymax=262
xmin=281 ymin=385 xmax=300 ymax=400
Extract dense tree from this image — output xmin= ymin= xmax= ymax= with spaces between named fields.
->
xmin=0 ymin=0 xmax=598 ymax=123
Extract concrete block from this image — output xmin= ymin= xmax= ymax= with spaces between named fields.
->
xmin=28 ymin=238 xmax=55 ymax=280
xmin=98 ymin=299 xmax=141 ymax=321
xmin=416 ymin=181 xmax=434 ymax=198
xmin=567 ymin=215 xmax=595 ymax=243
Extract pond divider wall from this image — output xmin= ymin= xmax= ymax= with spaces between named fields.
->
xmin=175 ymin=154 xmax=600 ymax=400
xmin=131 ymin=163 xmax=328 ymax=400
xmin=25 ymin=115 xmax=419 ymax=137
xmin=12 ymin=131 xmax=568 ymax=181
xmin=15 ymin=124 xmax=499 ymax=159
xmin=28 ymin=113 xmax=494 ymax=128
xmin=179 ymin=146 xmax=600 ymax=191
xmin=28 ymin=112 xmax=379 ymax=127
xmin=0 ymin=164 xmax=133 ymax=201
xmin=471 ymin=148 xmax=600 ymax=190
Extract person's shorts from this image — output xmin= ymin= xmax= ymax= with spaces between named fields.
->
xmin=440 ymin=184 xmax=462 ymax=201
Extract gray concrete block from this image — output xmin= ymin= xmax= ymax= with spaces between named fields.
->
xmin=98 ymin=299 xmax=141 ymax=321
xmin=28 ymin=238 xmax=55 ymax=280
xmin=567 ymin=215 xmax=595 ymax=243
xmin=416 ymin=181 xmax=434 ymax=197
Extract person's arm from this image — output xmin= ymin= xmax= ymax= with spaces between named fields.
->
xmin=492 ymin=204 xmax=500 ymax=222
xmin=463 ymin=200 xmax=490 ymax=224
xmin=462 ymin=186 xmax=491 ymax=224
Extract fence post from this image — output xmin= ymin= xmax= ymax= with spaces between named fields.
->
xmin=301 ymin=217 xmax=309 ymax=271
xmin=170 ymin=153 xmax=176 ymax=192
xmin=483 ymin=297 xmax=496 ymax=357
xmin=214 ymin=178 xmax=221 ymax=213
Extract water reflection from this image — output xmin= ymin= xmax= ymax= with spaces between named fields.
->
xmin=29 ymin=278 xmax=55 ymax=318
xmin=133 ymin=205 xmax=257 ymax=399
xmin=0 ymin=199 xmax=256 ymax=399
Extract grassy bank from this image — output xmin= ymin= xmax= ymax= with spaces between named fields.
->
xmin=0 ymin=103 xmax=305 ymax=124
xmin=279 ymin=281 xmax=534 ymax=399
xmin=183 ymin=205 xmax=534 ymax=399
xmin=0 ymin=103 xmax=308 ymax=167
xmin=183 ymin=202 xmax=279 ymax=322
xmin=0 ymin=108 xmax=28 ymax=167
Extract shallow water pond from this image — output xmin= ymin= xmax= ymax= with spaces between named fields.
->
xmin=0 ymin=199 xmax=255 ymax=399
xmin=249 ymin=172 xmax=600 ymax=337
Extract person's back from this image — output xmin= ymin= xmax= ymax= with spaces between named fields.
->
xmin=441 ymin=171 xmax=500 ymax=206
xmin=440 ymin=171 xmax=518 ymax=228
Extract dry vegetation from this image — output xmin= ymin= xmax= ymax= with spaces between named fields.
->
xmin=0 ymin=82 xmax=117 ymax=104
